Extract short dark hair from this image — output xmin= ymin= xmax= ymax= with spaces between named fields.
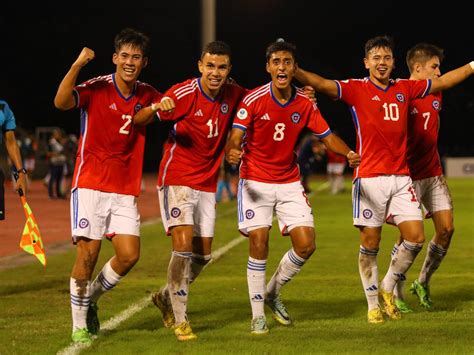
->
xmin=265 ymin=39 xmax=298 ymax=62
xmin=364 ymin=35 xmax=395 ymax=57
xmin=406 ymin=43 xmax=444 ymax=73
xmin=114 ymin=28 xmax=150 ymax=57
xmin=201 ymin=41 xmax=232 ymax=60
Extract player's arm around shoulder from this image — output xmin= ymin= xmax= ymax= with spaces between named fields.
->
xmin=430 ymin=61 xmax=474 ymax=94
xmin=295 ymin=66 xmax=339 ymax=99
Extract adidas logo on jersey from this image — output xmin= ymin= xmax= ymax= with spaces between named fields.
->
xmin=109 ymin=103 xmax=117 ymax=110
xmin=194 ymin=109 xmax=203 ymax=116
xmin=259 ymin=113 xmax=270 ymax=120
xmin=371 ymin=95 xmax=381 ymax=101
xmin=411 ymin=107 xmax=419 ymax=114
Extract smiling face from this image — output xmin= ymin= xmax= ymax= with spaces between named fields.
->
xmin=266 ymin=50 xmax=296 ymax=91
xmin=364 ymin=46 xmax=394 ymax=86
xmin=112 ymin=44 xmax=148 ymax=85
xmin=198 ymin=53 xmax=231 ymax=98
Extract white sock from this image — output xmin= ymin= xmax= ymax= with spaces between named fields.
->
xmin=267 ymin=248 xmax=306 ymax=300
xmin=247 ymin=257 xmax=266 ymax=319
xmin=381 ymin=240 xmax=423 ymax=293
xmin=168 ymin=251 xmax=192 ymax=325
xmin=391 ymin=243 xmax=405 ymax=300
xmin=70 ymin=277 xmax=91 ymax=331
xmin=335 ymin=175 xmax=344 ymax=193
xmin=89 ymin=260 xmax=122 ymax=303
xmin=358 ymin=246 xmax=379 ymax=310
xmin=418 ymin=241 xmax=448 ymax=285
xmin=190 ymin=253 xmax=211 ymax=284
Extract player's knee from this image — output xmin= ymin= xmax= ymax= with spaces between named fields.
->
xmin=116 ymin=252 xmax=139 ymax=269
xmin=300 ymin=245 xmax=316 ymax=259
xmin=436 ymin=225 xmax=454 ymax=246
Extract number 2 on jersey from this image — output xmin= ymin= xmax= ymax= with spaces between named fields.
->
xmin=119 ymin=115 xmax=132 ymax=135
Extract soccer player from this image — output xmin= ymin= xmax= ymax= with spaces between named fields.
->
xmin=1 ymin=100 xmax=27 ymax=220
xmin=225 ymin=39 xmax=360 ymax=334
xmin=295 ymin=35 xmax=474 ymax=323
xmin=392 ymin=43 xmax=455 ymax=312
xmin=54 ymin=28 xmax=162 ymax=344
xmin=134 ymin=41 xmax=247 ymax=341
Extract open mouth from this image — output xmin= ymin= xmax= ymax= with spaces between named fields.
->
xmin=277 ymin=73 xmax=288 ymax=84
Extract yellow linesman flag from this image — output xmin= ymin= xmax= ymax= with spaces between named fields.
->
xmin=19 ymin=195 xmax=46 ymax=266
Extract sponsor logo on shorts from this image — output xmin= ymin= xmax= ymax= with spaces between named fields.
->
xmin=221 ymin=103 xmax=229 ymax=114
xmin=362 ymin=209 xmax=373 ymax=219
xmin=170 ymin=207 xmax=181 ymax=218
xmin=245 ymin=209 xmax=255 ymax=219
xmin=396 ymin=93 xmax=405 ymax=103
xmin=291 ymin=112 xmax=301 ymax=123
xmin=237 ymin=108 xmax=248 ymax=120
xmin=79 ymin=218 xmax=89 ymax=228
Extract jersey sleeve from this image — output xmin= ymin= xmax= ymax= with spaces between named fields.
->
xmin=74 ymin=78 xmax=99 ymax=108
xmin=232 ymin=100 xmax=253 ymax=132
xmin=408 ymin=79 xmax=431 ymax=101
xmin=335 ymin=79 xmax=356 ymax=105
xmin=307 ymin=102 xmax=331 ymax=138
xmin=1 ymin=101 xmax=16 ymax=131
xmin=157 ymin=80 xmax=196 ymax=122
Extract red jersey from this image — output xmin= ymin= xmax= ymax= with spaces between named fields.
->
xmin=73 ymin=74 xmax=160 ymax=196
xmin=233 ymin=83 xmax=331 ymax=183
xmin=327 ymin=149 xmax=346 ymax=164
xmin=157 ymin=78 xmax=246 ymax=192
xmin=407 ymin=93 xmax=443 ymax=180
xmin=336 ymin=78 xmax=431 ymax=178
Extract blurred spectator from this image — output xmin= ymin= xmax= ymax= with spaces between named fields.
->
xmin=47 ymin=128 xmax=67 ymax=199
xmin=326 ymin=149 xmax=347 ymax=194
xmin=297 ymin=134 xmax=326 ymax=194
xmin=216 ymin=160 xmax=235 ymax=202
xmin=20 ymin=132 xmax=37 ymax=185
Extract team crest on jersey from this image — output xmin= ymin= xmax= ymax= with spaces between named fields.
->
xmin=170 ymin=207 xmax=181 ymax=218
xmin=134 ymin=104 xmax=143 ymax=113
xmin=237 ymin=108 xmax=248 ymax=120
xmin=221 ymin=103 xmax=229 ymax=114
xmin=432 ymin=100 xmax=441 ymax=110
xmin=79 ymin=218 xmax=89 ymax=229
xmin=362 ymin=209 xmax=373 ymax=219
xmin=291 ymin=112 xmax=301 ymax=124
xmin=245 ymin=209 xmax=255 ymax=219
xmin=395 ymin=93 xmax=405 ymax=103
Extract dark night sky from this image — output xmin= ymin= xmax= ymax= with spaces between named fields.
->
xmin=1 ymin=1 xmax=473 ymax=171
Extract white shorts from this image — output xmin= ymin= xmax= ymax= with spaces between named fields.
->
xmin=70 ymin=188 xmax=140 ymax=241
xmin=158 ymin=185 xmax=216 ymax=237
xmin=237 ymin=179 xmax=314 ymax=236
xmin=352 ymin=175 xmax=422 ymax=227
xmin=327 ymin=162 xmax=346 ymax=174
xmin=414 ymin=175 xmax=453 ymax=217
